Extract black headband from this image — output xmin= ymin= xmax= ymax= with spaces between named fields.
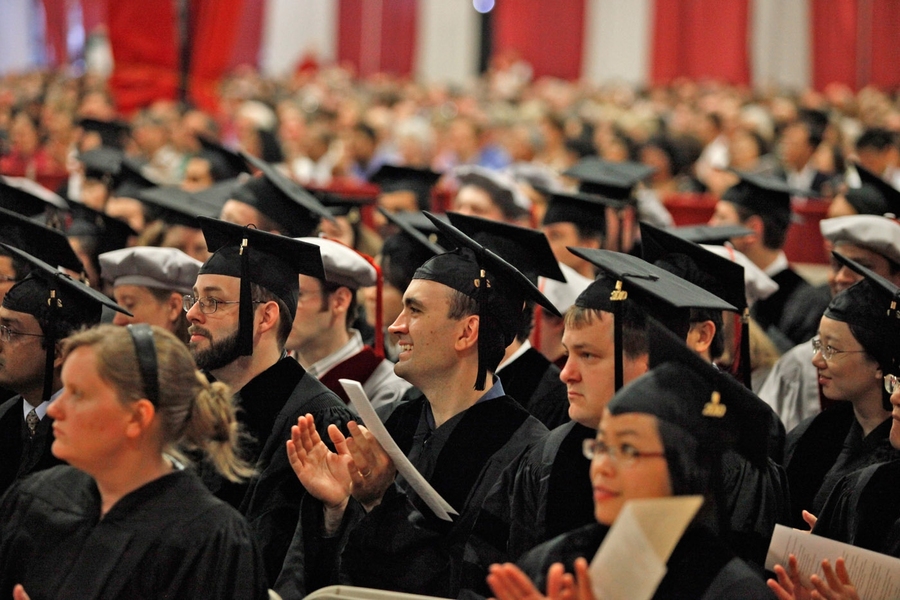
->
xmin=127 ymin=324 xmax=160 ymax=406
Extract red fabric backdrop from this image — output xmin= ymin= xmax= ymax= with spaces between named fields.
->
xmin=869 ymin=0 xmax=900 ymax=89
xmin=188 ymin=0 xmax=245 ymax=113
xmin=492 ymin=0 xmax=585 ymax=80
xmin=810 ymin=0 xmax=858 ymax=89
xmin=337 ymin=0 xmax=417 ymax=77
xmin=41 ymin=0 xmax=69 ymax=67
xmin=651 ymin=0 xmax=750 ymax=85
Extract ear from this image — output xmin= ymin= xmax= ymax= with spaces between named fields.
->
xmin=743 ymin=214 xmax=765 ymax=243
xmin=686 ymin=321 xmax=716 ymax=355
xmin=125 ymin=398 xmax=157 ymax=440
xmin=330 ymin=287 xmax=353 ymax=320
xmin=256 ymin=300 xmax=281 ymax=335
xmin=166 ymin=291 xmax=183 ymax=324
xmin=454 ymin=314 xmax=480 ymax=352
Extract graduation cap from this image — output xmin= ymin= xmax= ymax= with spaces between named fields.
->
xmin=371 ymin=164 xmax=442 ymax=211
xmin=0 ymin=243 xmax=131 ymax=402
xmin=446 ymin=211 xmax=565 ymax=284
xmin=540 ymin=188 xmax=625 ymax=236
xmin=418 ymin=212 xmax=561 ymax=390
xmin=820 ymin=214 xmax=900 ymax=266
xmin=567 ymin=248 xmax=735 ymax=390
xmin=377 ymin=208 xmax=446 ymax=255
xmin=197 ymin=216 xmax=325 ymax=357
xmin=699 ymin=244 xmax=778 ymax=308
xmin=66 ymin=204 xmax=137 ymax=257
xmin=78 ymin=147 xmax=124 ymax=185
xmin=0 ymin=176 xmax=69 ymax=217
xmin=640 ymin=222 xmax=750 ymax=386
xmin=234 ymin=152 xmax=334 ymax=237
xmin=562 ymin=158 xmax=655 ymax=201
xmin=310 ymin=187 xmax=377 ymax=222
xmin=196 ymin=135 xmax=251 ymax=182
xmin=852 ymin=164 xmax=900 ymax=217
xmin=452 ymin=165 xmax=532 ymax=218
xmin=0 ymin=206 xmax=83 ymax=274
xmin=609 ymin=316 xmax=774 ymax=471
xmin=113 ymin=157 xmax=159 ymax=199
xmin=77 ymin=117 xmax=130 ymax=149
xmin=138 ymin=184 xmax=228 ymax=228
xmin=671 ymin=224 xmax=754 ymax=245
xmin=100 ymin=247 xmax=202 ymax=296
xmin=720 ymin=171 xmax=813 ymax=228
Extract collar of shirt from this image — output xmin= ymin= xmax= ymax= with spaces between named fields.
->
xmin=496 ymin=339 xmax=532 ymax=372
xmin=306 ymin=329 xmax=365 ymax=379
xmin=763 ymin=251 xmax=789 ymax=277
xmin=424 ymin=377 xmax=506 ymax=431
xmin=22 ymin=388 xmax=61 ymax=421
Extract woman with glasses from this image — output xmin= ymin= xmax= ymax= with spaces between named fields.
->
xmin=486 ymin=319 xmax=774 ymax=600
xmin=0 ymin=325 xmax=268 ymax=599
xmin=783 ymin=277 xmax=899 ymax=530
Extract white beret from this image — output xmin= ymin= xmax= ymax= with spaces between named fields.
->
xmin=540 ymin=262 xmax=593 ymax=314
xmin=700 ymin=244 xmax=779 ymax=307
xmin=820 ymin=215 xmax=900 ymax=266
xmin=99 ymin=247 xmax=202 ymax=295
xmin=297 ymin=237 xmax=377 ymax=289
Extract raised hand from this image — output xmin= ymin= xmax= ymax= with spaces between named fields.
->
xmin=809 ymin=558 xmax=860 ymax=600
xmin=768 ymin=554 xmax=813 ymax=600
xmin=286 ymin=414 xmax=353 ymax=509
xmin=487 ymin=562 xmax=578 ymax=600
xmin=344 ymin=421 xmax=397 ymax=510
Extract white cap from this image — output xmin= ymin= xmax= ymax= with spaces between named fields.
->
xmin=820 ymin=215 xmax=900 ymax=266
xmin=700 ymin=244 xmax=779 ymax=307
xmin=540 ymin=262 xmax=593 ymax=314
xmin=99 ymin=247 xmax=202 ymax=295
xmin=297 ymin=237 xmax=376 ymax=289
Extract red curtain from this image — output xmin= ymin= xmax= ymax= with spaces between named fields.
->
xmin=493 ymin=0 xmax=585 ymax=80
xmin=651 ymin=0 xmax=750 ymax=85
xmin=869 ymin=0 xmax=900 ymax=89
xmin=810 ymin=0 xmax=858 ymax=89
xmin=41 ymin=0 xmax=69 ymax=67
xmin=81 ymin=0 xmax=107 ymax=34
xmin=188 ymin=0 xmax=245 ymax=113
xmin=337 ymin=0 xmax=417 ymax=77
xmin=228 ymin=0 xmax=265 ymax=70
xmin=107 ymin=0 xmax=179 ymax=115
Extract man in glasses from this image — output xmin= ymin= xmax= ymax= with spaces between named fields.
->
xmin=184 ymin=217 xmax=355 ymax=584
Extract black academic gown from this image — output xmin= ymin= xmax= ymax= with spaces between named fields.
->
xmin=201 ymin=357 xmax=355 ymax=585
xmin=460 ymin=421 xmax=594 ymax=597
xmin=274 ymin=393 xmax=548 ymax=599
xmin=518 ymin=523 xmax=775 ymax=600
xmin=752 ymin=266 xmax=815 ymax=352
xmin=0 ymin=466 xmax=268 ymax=600
xmin=0 ymin=396 xmax=64 ymax=497
xmin=785 ymin=402 xmax=898 ymax=528
xmin=813 ymin=458 xmax=900 ymax=556
xmin=497 ymin=347 xmax=570 ymax=429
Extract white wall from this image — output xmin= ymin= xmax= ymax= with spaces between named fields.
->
xmin=583 ymin=0 xmax=652 ymax=86
xmin=0 ymin=0 xmax=39 ymax=74
xmin=415 ymin=0 xmax=480 ymax=85
xmin=752 ymin=0 xmax=811 ymax=91
xmin=261 ymin=0 xmax=337 ymax=76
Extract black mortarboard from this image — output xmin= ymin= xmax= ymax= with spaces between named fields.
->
xmin=641 ymin=222 xmax=750 ymax=386
xmin=196 ymin=135 xmax=251 ymax=182
xmin=671 ymin=224 xmax=754 ymax=245
xmin=113 ymin=157 xmax=158 ymax=199
xmin=568 ymin=248 xmax=735 ymax=389
xmin=540 ymin=189 xmax=624 ymax=235
xmin=79 ymin=147 xmax=123 ymax=185
xmin=0 ymin=242 xmax=131 ymax=401
xmin=370 ymin=165 xmax=441 ymax=211
xmin=417 ymin=212 xmax=560 ymax=390
xmin=446 ymin=211 xmax=565 ymax=284
xmin=138 ymin=184 xmax=226 ymax=228
xmin=609 ymin=316 xmax=773 ymax=469
xmin=853 ymin=164 xmax=900 ymax=217
xmin=234 ymin=152 xmax=334 ymax=237
xmin=0 ymin=176 xmax=69 ymax=217
xmin=562 ymin=158 xmax=655 ymax=201
xmin=0 ymin=206 xmax=83 ymax=274
xmin=720 ymin=171 xmax=812 ymax=228
xmin=66 ymin=204 xmax=137 ymax=256
xmin=77 ymin=117 xmax=130 ymax=149
xmin=377 ymin=208 xmax=445 ymax=256
xmin=311 ymin=187 xmax=377 ymax=220
xmin=197 ymin=216 xmax=325 ymax=357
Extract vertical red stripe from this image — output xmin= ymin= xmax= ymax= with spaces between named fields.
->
xmin=81 ymin=0 xmax=107 ymax=35
xmin=41 ymin=0 xmax=69 ymax=66
xmin=493 ymin=0 xmax=585 ymax=80
xmin=337 ymin=0 xmax=364 ymax=76
xmin=651 ymin=0 xmax=749 ymax=85
xmin=189 ymin=0 xmax=245 ymax=113
xmin=228 ymin=0 xmax=265 ymax=70
xmin=810 ymin=0 xmax=858 ymax=89
xmin=380 ymin=0 xmax=417 ymax=75
xmin=338 ymin=0 xmax=416 ymax=77
xmin=869 ymin=0 xmax=900 ymax=89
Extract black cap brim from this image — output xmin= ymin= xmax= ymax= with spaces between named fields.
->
xmin=0 ymin=206 xmax=84 ymax=273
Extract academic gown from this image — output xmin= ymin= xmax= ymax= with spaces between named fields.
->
xmin=496 ymin=347 xmax=570 ymax=429
xmin=784 ymin=401 xmax=899 ymax=528
xmin=200 ymin=356 xmax=355 ymax=585
xmin=461 ymin=421 xmax=595 ymax=597
xmin=274 ymin=393 xmax=548 ymax=599
xmin=752 ymin=267 xmax=817 ymax=353
xmin=0 ymin=466 xmax=268 ymax=600
xmin=813 ymin=458 xmax=900 ymax=557
xmin=517 ymin=523 xmax=775 ymax=600
xmin=0 ymin=396 xmax=64 ymax=497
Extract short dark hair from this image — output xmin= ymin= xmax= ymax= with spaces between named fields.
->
xmin=736 ymin=204 xmax=790 ymax=250
xmin=250 ymin=282 xmax=292 ymax=347
xmin=320 ymin=280 xmax=358 ymax=330
xmin=563 ymin=304 xmax=649 ymax=359
xmin=856 ymin=127 xmax=896 ymax=152
xmin=690 ymin=308 xmax=724 ymax=360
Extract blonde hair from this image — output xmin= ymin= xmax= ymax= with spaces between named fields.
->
xmin=62 ymin=324 xmax=254 ymax=482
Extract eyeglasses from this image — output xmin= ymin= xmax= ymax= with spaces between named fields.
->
xmin=0 ymin=324 xmax=45 ymax=343
xmin=582 ymin=438 xmax=666 ymax=468
xmin=811 ymin=337 xmax=867 ymax=361
xmin=884 ymin=374 xmax=900 ymax=395
xmin=182 ymin=295 xmax=262 ymax=315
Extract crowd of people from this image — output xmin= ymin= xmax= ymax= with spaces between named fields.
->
xmin=1 ymin=62 xmax=900 ymax=599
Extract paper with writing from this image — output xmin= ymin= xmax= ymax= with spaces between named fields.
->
xmin=590 ymin=496 xmax=703 ymax=600
xmin=339 ymin=379 xmax=457 ymax=521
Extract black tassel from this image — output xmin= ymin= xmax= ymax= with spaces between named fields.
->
xmin=42 ymin=288 xmax=59 ymax=403
xmin=237 ymin=234 xmax=253 ymax=356
xmin=474 ymin=268 xmax=488 ymax=391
